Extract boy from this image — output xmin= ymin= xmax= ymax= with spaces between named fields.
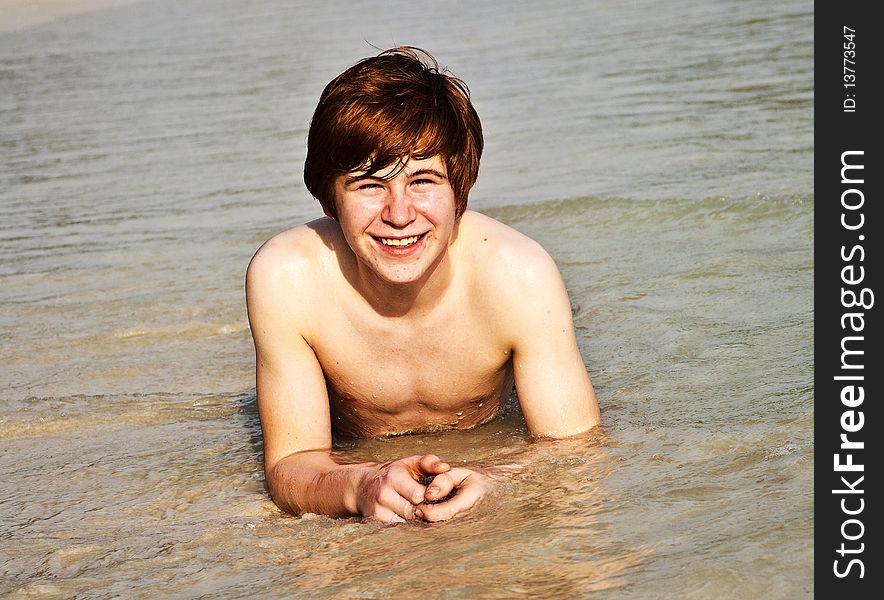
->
xmin=246 ymin=47 xmax=600 ymax=524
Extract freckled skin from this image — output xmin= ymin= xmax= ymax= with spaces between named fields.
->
xmin=246 ymin=157 xmax=601 ymax=524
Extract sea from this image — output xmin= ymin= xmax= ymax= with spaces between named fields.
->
xmin=0 ymin=0 xmax=813 ymax=598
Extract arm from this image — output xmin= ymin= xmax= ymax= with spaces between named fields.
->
xmin=505 ymin=241 xmax=601 ymax=438
xmin=416 ymin=236 xmax=601 ymax=522
xmin=245 ymin=237 xmax=449 ymax=522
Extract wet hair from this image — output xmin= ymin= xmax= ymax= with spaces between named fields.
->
xmin=303 ymin=46 xmax=483 ymax=219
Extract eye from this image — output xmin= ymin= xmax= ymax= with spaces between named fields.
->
xmin=358 ymin=182 xmax=383 ymax=191
xmin=412 ymin=178 xmax=435 ymax=187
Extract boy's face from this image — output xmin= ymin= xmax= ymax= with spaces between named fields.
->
xmin=332 ymin=155 xmax=457 ymax=286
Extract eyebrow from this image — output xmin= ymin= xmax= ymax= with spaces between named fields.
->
xmin=345 ymin=174 xmax=384 ymax=185
xmin=409 ymin=168 xmax=447 ymax=180
xmin=344 ymin=168 xmax=447 ymax=185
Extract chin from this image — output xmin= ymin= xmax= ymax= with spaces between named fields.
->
xmin=375 ymin=267 xmax=429 ymax=285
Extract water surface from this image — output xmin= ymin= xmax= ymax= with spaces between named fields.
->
xmin=1 ymin=1 xmax=813 ymax=597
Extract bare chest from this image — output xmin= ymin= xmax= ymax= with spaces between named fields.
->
xmin=309 ymin=308 xmax=513 ymax=436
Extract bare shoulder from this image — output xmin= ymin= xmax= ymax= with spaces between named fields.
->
xmin=456 ymin=210 xmax=572 ymax=341
xmin=248 ymin=217 xmax=340 ymax=277
xmin=246 ymin=217 xmax=341 ymax=315
xmin=457 ymin=210 xmax=562 ymax=291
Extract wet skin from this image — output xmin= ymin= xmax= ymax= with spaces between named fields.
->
xmin=246 ymin=155 xmax=601 ymax=524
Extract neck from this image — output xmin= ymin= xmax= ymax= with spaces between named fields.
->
xmin=354 ymin=250 xmax=454 ymax=318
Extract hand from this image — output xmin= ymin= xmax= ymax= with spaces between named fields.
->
xmin=414 ymin=467 xmax=494 ymax=522
xmin=355 ymin=454 xmax=450 ymax=524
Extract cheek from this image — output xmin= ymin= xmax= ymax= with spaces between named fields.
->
xmin=339 ymin=201 xmax=382 ymax=227
xmin=414 ymin=193 xmax=456 ymax=221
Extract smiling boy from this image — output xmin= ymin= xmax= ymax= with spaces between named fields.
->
xmin=245 ymin=47 xmax=601 ymax=524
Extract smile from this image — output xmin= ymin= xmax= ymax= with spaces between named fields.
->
xmin=378 ymin=234 xmax=423 ymax=247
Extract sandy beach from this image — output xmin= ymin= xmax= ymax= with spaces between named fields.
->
xmin=0 ymin=0 xmax=145 ymax=32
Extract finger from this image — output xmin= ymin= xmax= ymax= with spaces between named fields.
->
xmin=417 ymin=482 xmax=485 ymax=522
xmin=385 ymin=487 xmax=419 ymax=521
xmin=418 ymin=469 xmax=486 ymax=521
xmin=418 ymin=454 xmax=450 ymax=475
xmin=423 ymin=472 xmax=457 ymax=503
xmin=389 ymin=465 xmax=431 ymax=505
xmin=369 ymin=505 xmax=407 ymax=525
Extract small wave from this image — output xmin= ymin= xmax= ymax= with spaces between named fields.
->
xmin=0 ymin=392 xmax=249 ymax=439
xmin=481 ymin=193 xmax=812 ymax=228
xmin=766 ymin=442 xmax=801 ymax=457
xmin=112 ymin=322 xmax=249 ymax=341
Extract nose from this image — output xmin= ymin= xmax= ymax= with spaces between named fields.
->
xmin=381 ymin=185 xmax=416 ymax=227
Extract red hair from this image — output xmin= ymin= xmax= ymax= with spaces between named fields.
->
xmin=303 ymin=47 xmax=483 ymax=218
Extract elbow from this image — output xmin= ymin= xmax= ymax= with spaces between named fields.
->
xmin=265 ymin=459 xmax=304 ymax=517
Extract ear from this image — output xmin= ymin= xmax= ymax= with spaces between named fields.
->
xmin=318 ymin=195 xmax=337 ymax=220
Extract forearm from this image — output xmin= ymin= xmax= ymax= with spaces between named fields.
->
xmin=266 ymin=450 xmax=372 ymax=518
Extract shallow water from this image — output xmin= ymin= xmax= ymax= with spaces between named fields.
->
xmin=1 ymin=0 xmax=813 ymax=598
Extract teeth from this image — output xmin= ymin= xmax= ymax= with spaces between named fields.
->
xmin=381 ymin=235 xmax=420 ymax=246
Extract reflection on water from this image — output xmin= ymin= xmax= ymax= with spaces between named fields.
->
xmin=1 ymin=0 xmax=812 ymax=597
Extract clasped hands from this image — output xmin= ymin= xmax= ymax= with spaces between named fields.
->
xmin=355 ymin=454 xmax=494 ymax=524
